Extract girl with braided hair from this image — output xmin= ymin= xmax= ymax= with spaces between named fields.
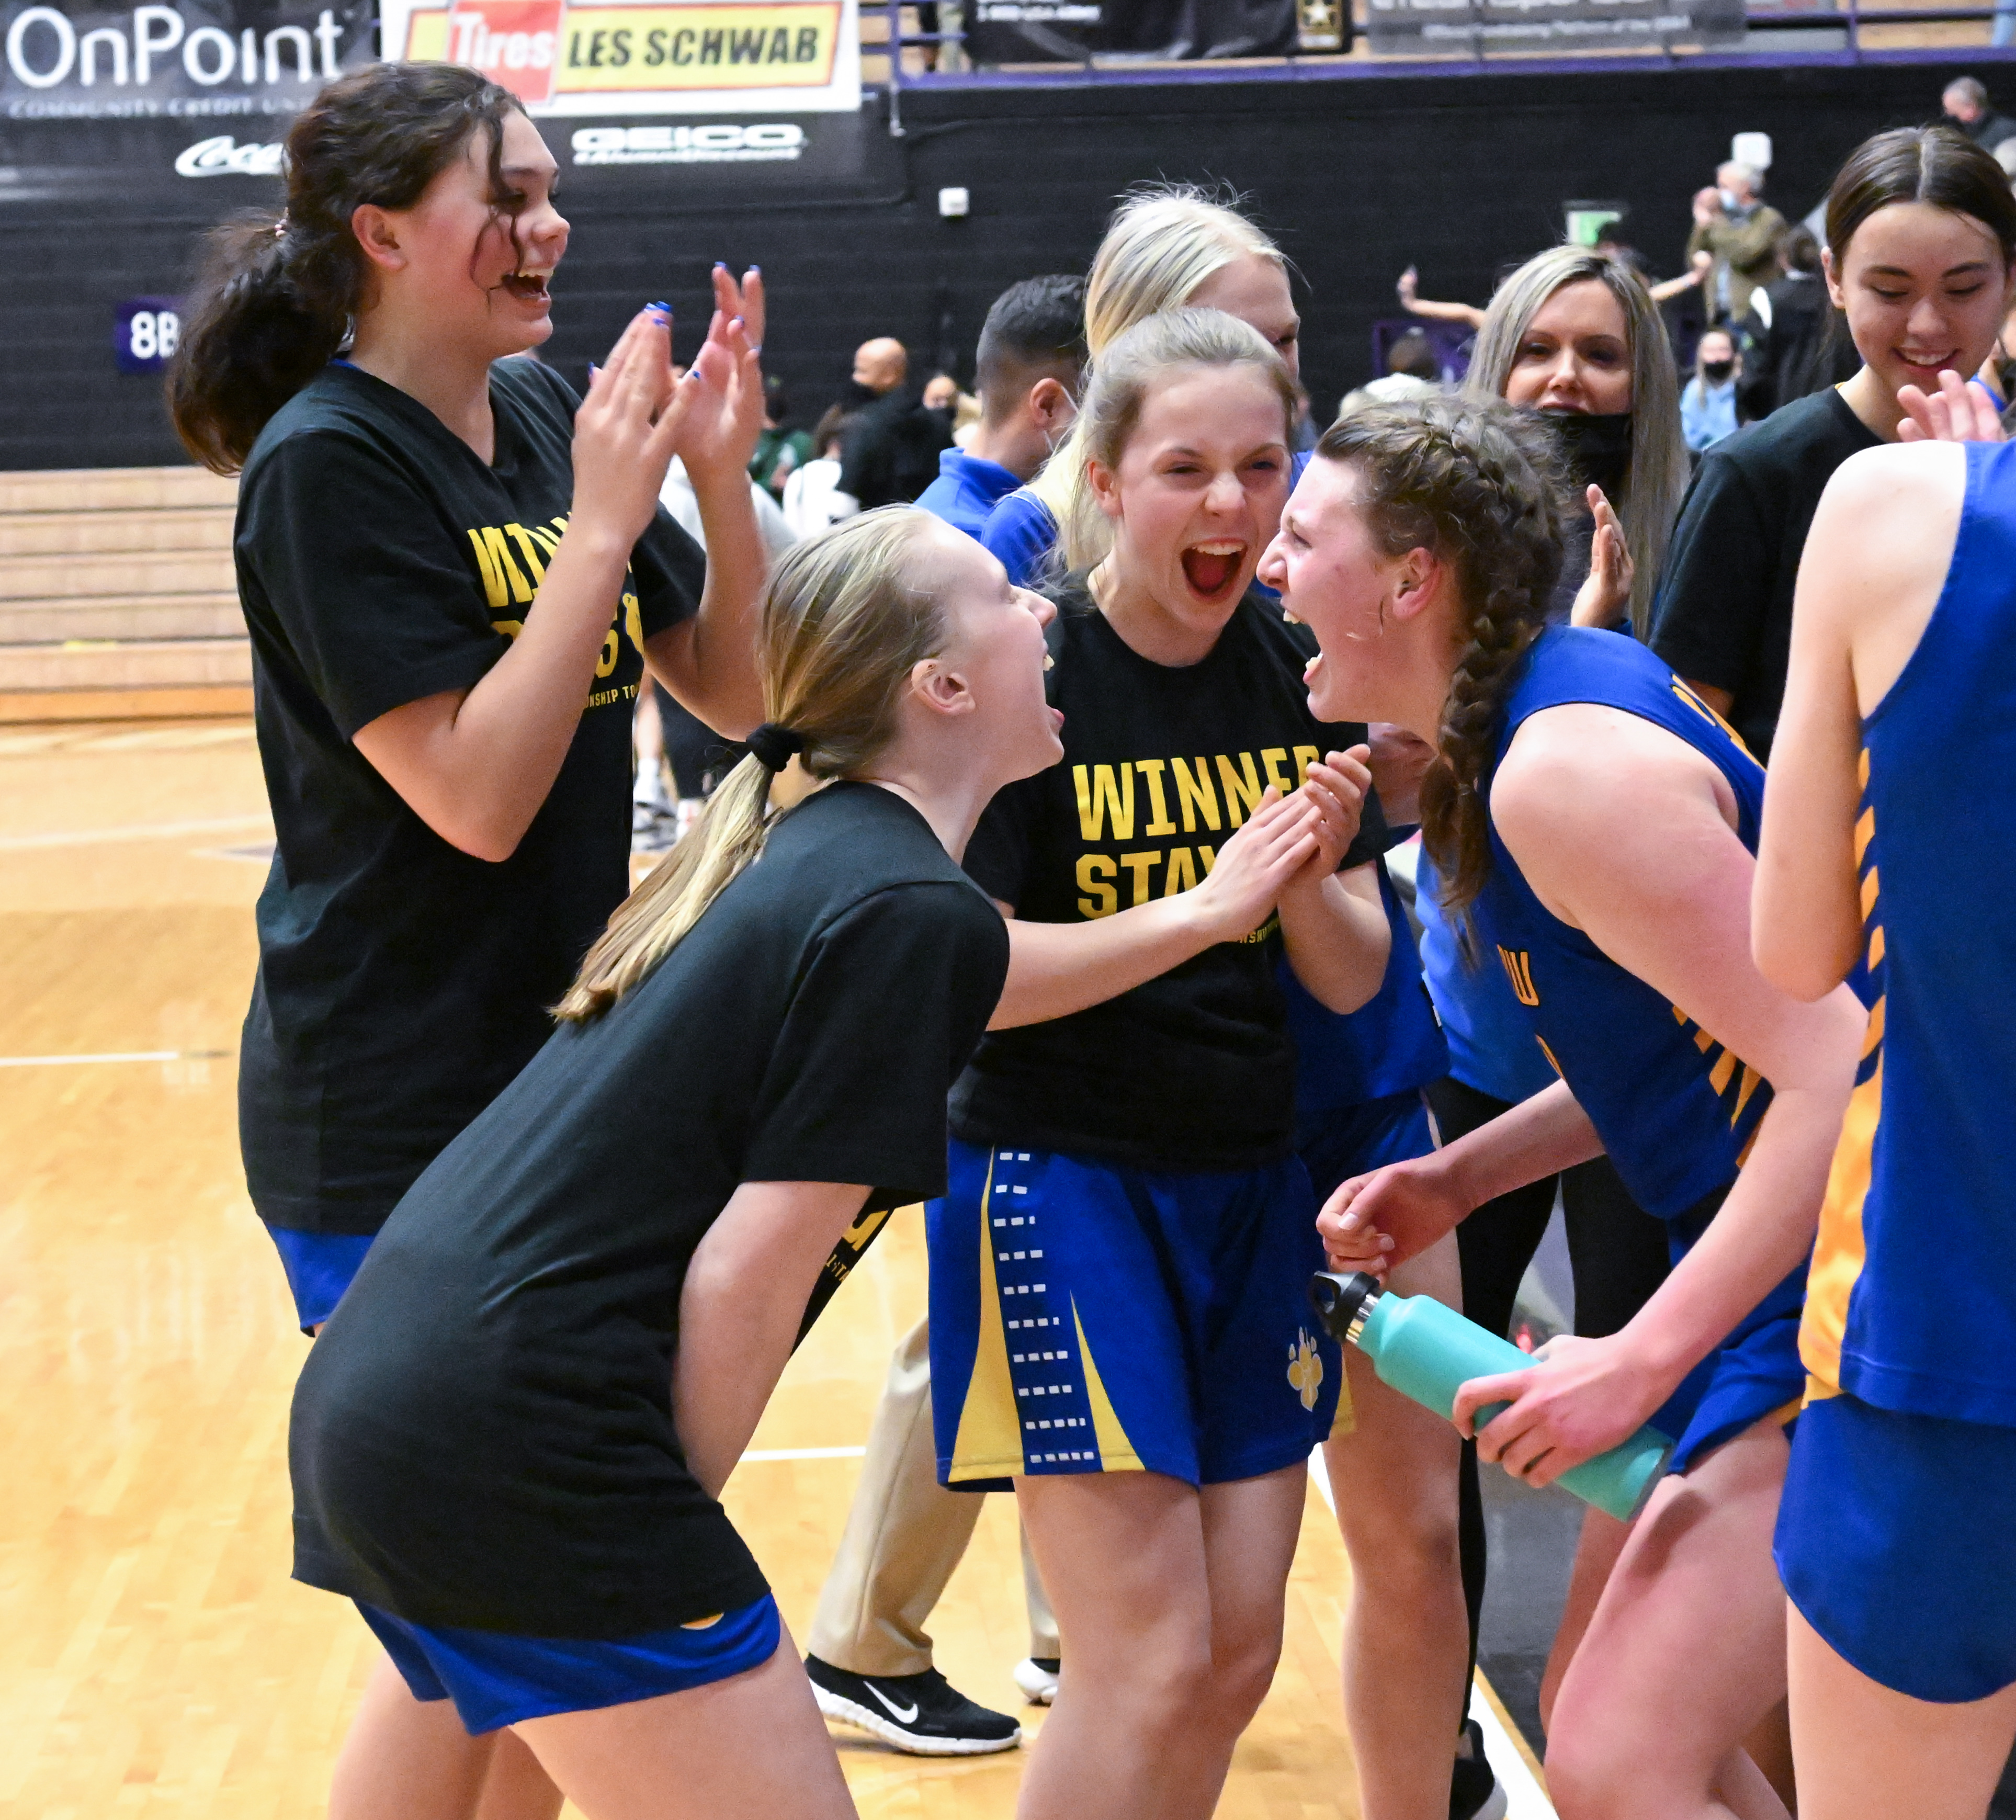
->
xmin=1265 ymin=394 xmax=1866 ymax=1819
xmin=289 ymin=507 xmax=1064 ymax=1818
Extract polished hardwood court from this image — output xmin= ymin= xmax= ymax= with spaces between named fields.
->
xmin=0 ymin=719 xmax=1545 ymax=1819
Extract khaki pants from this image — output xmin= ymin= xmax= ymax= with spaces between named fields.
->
xmin=808 ymin=1314 xmax=1059 ymax=1678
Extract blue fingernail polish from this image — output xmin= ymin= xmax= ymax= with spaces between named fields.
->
xmin=647 ymin=300 xmax=668 ymax=313
xmin=749 ymin=264 xmax=761 ymax=274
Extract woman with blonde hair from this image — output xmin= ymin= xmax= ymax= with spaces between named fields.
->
xmin=979 ymin=183 xmax=1300 ymax=586
xmin=984 ymin=185 xmax=1488 ymax=1819
xmin=286 ymin=507 xmax=1064 ymax=1820
xmin=1463 ymin=243 xmax=1689 ymax=635
xmin=932 ymin=307 xmax=1402 ymax=1819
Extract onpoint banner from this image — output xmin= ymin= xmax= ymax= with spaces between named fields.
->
xmin=1 ymin=0 xmax=373 ymax=120
xmin=378 ymin=0 xmax=860 ymax=114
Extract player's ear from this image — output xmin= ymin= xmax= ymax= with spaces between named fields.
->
xmin=1388 ymin=548 xmax=1441 ymax=624
xmin=1085 ymin=456 xmax=1123 ymax=522
xmin=908 ymin=655 xmax=978 ymax=721
xmin=351 ymin=204 xmax=407 ymax=274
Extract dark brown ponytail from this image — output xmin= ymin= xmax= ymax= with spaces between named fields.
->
xmin=1315 ymin=395 xmax=1566 ymax=920
xmin=168 ymin=62 xmax=524 ymax=474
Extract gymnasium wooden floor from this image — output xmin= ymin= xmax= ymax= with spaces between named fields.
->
xmin=0 ymin=719 xmax=1544 ymax=1820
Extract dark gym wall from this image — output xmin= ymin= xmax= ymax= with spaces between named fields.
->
xmin=0 ymin=57 xmax=1983 ymax=470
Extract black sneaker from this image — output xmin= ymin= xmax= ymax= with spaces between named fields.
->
xmin=1452 ymin=1717 xmax=1508 ymax=1820
xmin=805 ymin=1655 xmax=1023 ymax=1756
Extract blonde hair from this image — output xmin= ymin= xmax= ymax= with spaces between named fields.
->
xmin=1462 ymin=245 xmax=1687 ymax=636
xmin=1028 ymin=186 xmax=1285 ymax=560
xmin=554 ymin=509 xmax=949 ymax=1022
xmin=1060 ymin=308 xmax=1298 ymax=573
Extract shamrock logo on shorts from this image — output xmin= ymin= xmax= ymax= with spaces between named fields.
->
xmin=1287 ymin=1328 xmax=1325 ymax=1412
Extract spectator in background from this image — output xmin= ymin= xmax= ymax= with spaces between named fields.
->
xmin=1687 ymin=162 xmax=1786 ymax=325
xmin=922 ymin=372 xmax=959 ymax=411
xmin=748 ymin=375 xmax=812 ymax=501
xmin=915 ymin=274 xmax=1086 ymax=538
xmin=1651 ymin=125 xmax=2016 ymax=760
xmin=1335 ymin=327 xmax=1441 ymax=417
xmin=1396 ymin=264 xmax=1486 ymax=331
xmin=780 ymin=404 xmax=860 ymax=540
xmin=839 ymin=336 xmax=956 ymax=508
xmin=1681 ymin=325 xmax=1743 ymax=451
xmin=1943 ymin=75 xmax=2016 ymax=152
xmin=1738 ymin=223 xmax=1843 ymax=419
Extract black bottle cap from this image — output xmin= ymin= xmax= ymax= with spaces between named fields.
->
xmin=1308 ymin=1270 xmax=1383 ymax=1345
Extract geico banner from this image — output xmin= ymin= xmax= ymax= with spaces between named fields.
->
xmin=378 ymin=0 xmax=860 ymax=115
xmin=1 ymin=0 xmax=374 ymax=120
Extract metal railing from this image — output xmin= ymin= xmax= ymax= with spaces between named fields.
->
xmin=871 ymin=0 xmax=2016 ymax=106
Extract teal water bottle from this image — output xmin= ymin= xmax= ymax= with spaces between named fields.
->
xmin=1309 ymin=1271 xmax=1671 ymax=1522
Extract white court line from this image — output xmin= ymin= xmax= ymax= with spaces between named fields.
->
xmin=0 ymin=1049 xmax=183 ymax=1068
xmin=740 ymin=1445 xmax=868 ymax=1463
xmin=1310 ymin=1446 xmax=1556 ymax=1819
xmin=0 ymin=815 xmax=271 ymax=851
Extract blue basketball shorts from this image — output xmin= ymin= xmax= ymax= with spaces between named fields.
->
xmin=1776 ymin=1388 xmax=2016 ymax=1703
xmin=1296 ymin=1087 xmax=1438 ymax=1205
xmin=265 ymin=1225 xmax=376 ymax=1333
xmin=926 ymin=1138 xmax=1344 ymax=1491
xmin=1650 ymin=1191 xmax=1807 ymax=1474
xmin=358 ymin=1592 xmax=784 ymax=1736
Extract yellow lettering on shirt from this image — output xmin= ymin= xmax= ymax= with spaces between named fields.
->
xmin=1261 ymin=746 xmax=1294 ymax=796
xmin=1074 ymin=764 xmax=1136 ymax=841
xmin=596 ymin=630 xmax=621 ymax=678
xmin=1172 ymin=757 xmax=1220 ymax=833
xmin=1075 ymin=853 xmax=1118 ymax=918
xmin=472 ymin=525 xmax=534 ymax=605
xmin=504 ymin=522 xmax=549 ymax=585
xmin=1164 ymin=847 xmax=1199 ymax=895
xmin=624 ymin=592 xmax=644 ymax=657
xmin=1135 ymin=759 xmax=1178 ymax=836
xmin=1216 ymin=751 xmax=1262 ymax=826
xmin=1497 ymin=945 xmax=1541 ymax=1007
xmin=1119 ymin=850 xmax=1161 ymax=906
xmin=1293 ymin=744 xmax=1321 ymax=786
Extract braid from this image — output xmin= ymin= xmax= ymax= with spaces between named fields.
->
xmin=1317 ymin=397 xmax=1566 ymax=928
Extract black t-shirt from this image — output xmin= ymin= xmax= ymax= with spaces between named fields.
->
xmin=233 ymin=357 xmax=705 ymax=1235
xmin=1647 ymin=387 xmax=1880 ymax=760
xmin=949 ymin=587 xmax=1385 ymax=1172
xmin=289 ymin=783 xmax=1009 ymax=1636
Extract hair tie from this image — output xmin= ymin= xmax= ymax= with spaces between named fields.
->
xmin=746 ymin=722 xmax=807 ymax=772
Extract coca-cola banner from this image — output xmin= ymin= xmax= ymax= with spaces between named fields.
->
xmin=377 ymin=0 xmax=861 ymax=113
xmin=1 ymin=0 xmax=374 ymax=121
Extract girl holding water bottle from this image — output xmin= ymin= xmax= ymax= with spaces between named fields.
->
xmin=1262 ymin=394 xmax=1864 ymax=1820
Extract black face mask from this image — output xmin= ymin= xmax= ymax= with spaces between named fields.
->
xmin=1539 ymin=408 xmax=1634 ymax=500
xmin=1702 ymin=359 xmax=1735 ymax=383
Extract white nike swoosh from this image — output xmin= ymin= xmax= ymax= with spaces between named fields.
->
xmin=863 ymin=1682 xmax=920 ymax=1725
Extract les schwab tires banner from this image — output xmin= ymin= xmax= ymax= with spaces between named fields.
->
xmin=375 ymin=0 xmax=861 ymax=114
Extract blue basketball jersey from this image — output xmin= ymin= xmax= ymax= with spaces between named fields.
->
xmin=1804 ymin=440 xmax=2016 ymax=1428
xmin=1473 ymin=626 xmax=1772 ymax=1218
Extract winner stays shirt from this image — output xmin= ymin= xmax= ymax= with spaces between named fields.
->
xmin=233 ymin=357 xmax=704 ymax=1235
xmin=952 ymin=585 xmax=1384 ymax=1172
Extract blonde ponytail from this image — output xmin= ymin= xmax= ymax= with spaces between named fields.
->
xmin=554 ymin=508 xmax=949 ymax=1021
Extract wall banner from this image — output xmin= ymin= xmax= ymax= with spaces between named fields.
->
xmin=963 ymin=0 xmax=1296 ymax=63
xmin=1 ymin=0 xmax=375 ymax=121
xmin=1362 ymin=0 xmax=1741 ymax=52
xmin=377 ymin=0 xmax=862 ymax=115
